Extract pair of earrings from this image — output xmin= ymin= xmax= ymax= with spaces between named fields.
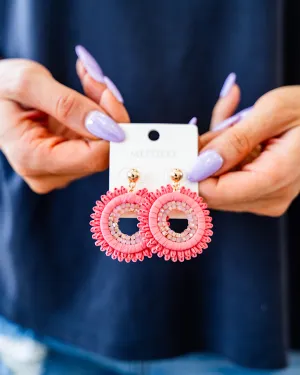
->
xmin=90 ymin=169 xmax=213 ymax=263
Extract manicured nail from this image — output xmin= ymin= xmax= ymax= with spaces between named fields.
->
xmin=85 ymin=111 xmax=125 ymax=142
xmin=213 ymin=113 xmax=241 ymax=132
xmin=104 ymin=76 xmax=124 ymax=103
xmin=213 ymin=106 xmax=253 ymax=132
xmin=238 ymin=106 xmax=254 ymax=119
xmin=75 ymin=45 xmax=104 ymax=83
xmin=188 ymin=117 xmax=197 ymax=125
xmin=188 ymin=150 xmax=224 ymax=182
xmin=219 ymin=72 xmax=236 ymax=97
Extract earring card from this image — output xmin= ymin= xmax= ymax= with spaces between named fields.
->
xmin=109 ymin=124 xmax=199 ymax=218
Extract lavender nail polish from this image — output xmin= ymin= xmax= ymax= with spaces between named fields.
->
xmin=85 ymin=111 xmax=125 ymax=142
xmin=188 ymin=150 xmax=224 ymax=182
xmin=75 ymin=45 xmax=104 ymax=83
xmin=104 ymin=76 xmax=124 ymax=103
xmin=238 ymin=106 xmax=254 ymax=119
xmin=220 ymin=72 xmax=236 ymax=97
xmin=213 ymin=106 xmax=253 ymax=132
xmin=213 ymin=113 xmax=241 ymax=132
xmin=188 ymin=117 xmax=197 ymax=125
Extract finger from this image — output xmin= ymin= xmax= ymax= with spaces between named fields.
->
xmin=198 ymin=130 xmax=262 ymax=172
xmin=23 ymin=174 xmax=76 ymax=194
xmin=100 ymin=89 xmax=130 ymax=123
xmin=75 ymin=45 xmax=105 ymax=83
xmin=76 ymin=59 xmax=106 ymax=104
xmin=76 ymin=59 xmax=130 ymax=123
xmin=75 ymin=45 xmax=124 ymax=104
xmin=245 ymin=126 xmax=300 ymax=188
xmin=208 ymin=196 xmax=289 ymax=217
xmin=0 ymin=101 xmax=110 ymax=184
xmin=75 ymin=45 xmax=128 ymax=120
xmin=198 ymin=127 xmax=300 ymax=210
xmin=198 ymin=127 xmax=258 ymax=153
xmin=211 ymin=106 xmax=253 ymax=132
xmin=210 ymin=84 xmax=241 ymax=129
xmin=188 ymin=92 xmax=298 ymax=182
xmin=198 ymin=131 xmax=220 ymax=151
xmin=0 ymin=59 xmax=125 ymax=141
xmin=24 ymin=166 xmax=106 ymax=194
xmin=11 ymin=132 xmax=109 ymax=177
xmin=198 ymin=170 xmax=270 ymax=208
xmin=202 ymin=179 xmax=294 ymax=217
xmin=0 ymin=98 xmax=47 ymax=126
xmin=0 ymin=99 xmax=31 ymax=146
xmin=36 ymin=77 xmax=126 ymax=141
xmin=38 ymin=137 xmax=110 ymax=175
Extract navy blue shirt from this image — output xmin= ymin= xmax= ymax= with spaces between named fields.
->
xmin=0 ymin=0 xmax=299 ymax=369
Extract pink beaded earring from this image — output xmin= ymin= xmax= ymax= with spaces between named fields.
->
xmin=138 ymin=169 xmax=213 ymax=262
xmin=90 ymin=169 xmax=152 ymax=262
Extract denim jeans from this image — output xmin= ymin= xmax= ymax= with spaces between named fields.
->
xmin=0 ymin=316 xmax=300 ymax=374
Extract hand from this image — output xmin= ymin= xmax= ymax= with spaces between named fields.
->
xmin=189 ymin=85 xmax=300 ymax=216
xmin=0 ymin=54 xmax=129 ymax=194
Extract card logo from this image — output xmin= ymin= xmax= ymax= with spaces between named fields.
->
xmin=131 ymin=150 xmax=177 ymax=159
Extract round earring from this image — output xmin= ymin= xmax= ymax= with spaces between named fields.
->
xmin=90 ymin=169 xmax=151 ymax=262
xmin=138 ymin=169 xmax=213 ymax=262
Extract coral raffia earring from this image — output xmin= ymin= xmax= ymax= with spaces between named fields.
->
xmin=90 ymin=169 xmax=152 ymax=262
xmin=138 ymin=169 xmax=213 ymax=262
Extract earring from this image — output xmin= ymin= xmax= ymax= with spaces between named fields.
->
xmin=138 ymin=169 xmax=213 ymax=262
xmin=90 ymin=169 xmax=151 ymax=262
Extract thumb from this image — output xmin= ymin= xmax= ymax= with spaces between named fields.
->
xmin=0 ymin=59 xmax=125 ymax=142
xmin=188 ymin=94 xmax=296 ymax=182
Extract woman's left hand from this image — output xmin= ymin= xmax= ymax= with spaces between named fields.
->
xmin=189 ymin=86 xmax=300 ymax=216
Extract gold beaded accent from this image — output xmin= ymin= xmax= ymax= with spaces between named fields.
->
xmin=171 ymin=168 xmax=183 ymax=191
xmin=127 ymin=168 xmax=140 ymax=192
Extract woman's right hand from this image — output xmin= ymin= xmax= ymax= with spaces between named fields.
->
xmin=0 ymin=56 xmax=129 ymax=194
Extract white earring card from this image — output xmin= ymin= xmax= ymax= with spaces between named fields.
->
xmin=109 ymin=124 xmax=199 ymax=217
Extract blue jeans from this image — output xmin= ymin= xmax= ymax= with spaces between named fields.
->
xmin=0 ymin=316 xmax=300 ymax=374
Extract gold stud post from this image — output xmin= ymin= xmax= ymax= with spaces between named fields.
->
xmin=171 ymin=168 xmax=183 ymax=191
xmin=128 ymin=168 xmax=140 ymax=192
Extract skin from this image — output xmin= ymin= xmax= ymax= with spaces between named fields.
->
xmin=198 ymin=84 xmax=300 ymax=217
xmin=0 ymin=59 xmax=129 ymax=194
xmin=0 ymin=59 xmax=299 ymax=217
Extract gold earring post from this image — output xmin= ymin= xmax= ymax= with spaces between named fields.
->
xmin=128 ymin=168 xmax=140 ymax=192
xmin=171 ymin=168 xmax=183 ymax=191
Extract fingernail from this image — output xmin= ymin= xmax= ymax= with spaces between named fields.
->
xmin=238 ymin=106 xmax=254 ymax=119
xmin=213 ymin=113 xmax=241 ymax=132
xmin=219 ymin=72 xmax=236 ymax=97
xmin=188 ymin=150 xmax=224 ymax=182
xmin=104 ymin=76 xmax=124 ymax=103
xmin=75 ymin=45 xmax=104 ymax=83
xmin=213 ymin=106 xmax=253 ymax=132
xmin=188 ymin=117 xmax=197 ymax=125
xmin=85 ymin=111 xmax=125 ymax=142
